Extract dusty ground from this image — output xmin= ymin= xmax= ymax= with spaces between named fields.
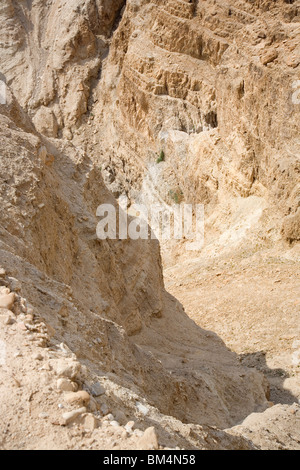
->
xmin=164 ymin=248 xmax=300 ymax=407
xmin=0 ymin=274 xmax=257 ymax=451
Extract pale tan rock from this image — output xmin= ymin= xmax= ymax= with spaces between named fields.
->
xmin=229 ymin=405 xmax=300 ymax=450
xmin=45 ymin=323 xmax=56 ymax=338
xmin=137 ymin=427 xmax=159 ymax=450
xmin=261 ymin=49 xmax=279 ymax=65
xmin=81 ymin=413 xmax=98 ymax=431
xmin=57 ymin=378 xmax=78 ymax=392
xmin=64 ymin=391 xmax=90 ymax=406
xmin=32 ymin=106 xmax=58 ymax=138
xmin=0 ymin=287 xmax=10 ymax=296
xmin=5 ymin=314 xmax=15 ymax=325
xmin=55 ymin=360 xmax=81 ymax=380
xmin=124 ymin=421 xmax=135 ymax=433
xmin=0 ymin=293 xmax=15 ymax=310
xmin=62 ymin=407 xmax=87 ymax=425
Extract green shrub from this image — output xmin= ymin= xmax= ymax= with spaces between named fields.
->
xmin=169 ymin=189 xmax=184 ymax=204
xmin=156 ymin=150 xmax=165 ymax=164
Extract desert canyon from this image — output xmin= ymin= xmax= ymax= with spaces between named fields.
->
xmin=0 ymin=0 xmax=299 ymax=450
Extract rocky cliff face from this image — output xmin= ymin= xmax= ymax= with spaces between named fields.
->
xmin=0 ymin=0 xmax=299 ymax=450
xmin=92 ymin=0 xmax=300 ymax=256
xmin=1 ymin=1 xmax=299 ymax=252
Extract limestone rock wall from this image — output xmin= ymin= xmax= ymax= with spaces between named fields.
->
xmin=94 ymin=0 xmax=300 ymax=248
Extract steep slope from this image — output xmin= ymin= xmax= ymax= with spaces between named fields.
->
xmin=0 ymin=0 xmax=299 ymax=450
xmin=93 ymin=0 xmax=300 ymax=252
xmin=0 ymin=84 xmax=270 ymax=443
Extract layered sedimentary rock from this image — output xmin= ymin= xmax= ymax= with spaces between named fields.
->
xmin=0 ymin=0 xmax=299 ymax=450
xmin=93 ymin=0 xmax=300 ymax=251
xmin=0 ymin=87 xmax=269 ymax=431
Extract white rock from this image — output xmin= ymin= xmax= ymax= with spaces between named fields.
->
xmin=133 ymin=429 xmax=144 ymax=437
xmin=125 ymin=421 xmax=135 ymax=433
xmin=136 ymin=401 xmax=149 ymax=416
xmin=110 ymin=420 xmax=120 ymax=427
xmin=62 ymin=407 xmax=87 ymax=425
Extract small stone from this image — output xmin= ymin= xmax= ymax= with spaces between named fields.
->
xmin=0 ymin=293 xmax=15 ymax=310
xmin=8 ymin=277 xmax=21 ymax=292
xmin=0 ymin=287 xmax=9 ymax=295
xmin=26 ymin=306 xmax=34 ymax=316
xmin=33 ymin=353 xmax=43 ymax=361
xmin=137 ymin=427 xmax=159 ymax=450
xmin=62 ymin=407 xmax=86 ymax=425
xmin=45 ymin=323 xmax=56 ymax=338
xmin=81 ymin=413 xmax=98 ymax=431
xmin=106 ymin=413 xmax=114 ymax=421
xmin=14 ymin=351 xmax=22 ymax=358
xmin=17 ymin=322 xmax=27 ymax=331
xmin=64 ymin=391 xmax=90 ymax=406
xmin=39 ymin=412 xmax=49 ymax=419
xmin=110 ymin=420 xmax=120 ymax=427
xmin=88 ymin=397 xmax=98 ymax=412
xmin=0 ymin=268 xmax=6 ymax=278
xmin=57 ymin=378 xmax=78 ymax=392
xmin=125 ymin=421 xmax=135 ymax=433
xmin=5 ymin=314 xmax=15 ymax=325
xmin=20 ymin=298 xmax=27 ymax=313
xmin=55 ymin=359 xmax=81 ymax=380
xmin=58 ymin=404 xmax=64 ymax=409
xmin=100 ymin=403 xmax=109 ymax=415
xmin=261 ymin=49 xmax=278 ymax=66
xmin=136 ymin=401 xmax=149 ymax=416
xmin=25 ymin=314 xmax=34 ymax=323
xmin=258 ymin=31 xmax=266 ymax=39
xmin=91 ymin=382 xmax=105 ymax=397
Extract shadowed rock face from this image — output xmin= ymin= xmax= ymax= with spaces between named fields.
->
xmin=94 ymin=0 xmax=300 ymax=248
xmin=1 ymin=1 xmax=299 ymax=246
xmin=0 ymin=0 xmax=299 ymax=450
xmin=0 ymin=90 xmax=269 ymax=430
